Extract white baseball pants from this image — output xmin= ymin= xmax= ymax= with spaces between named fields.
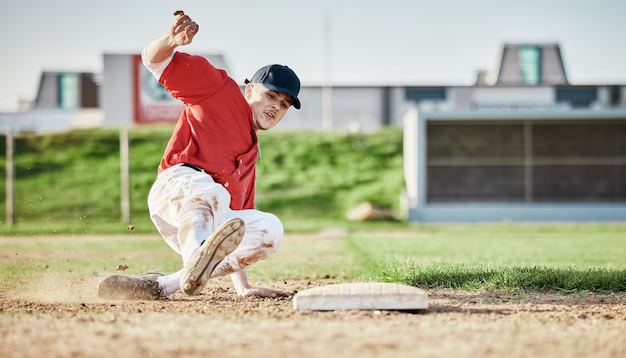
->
xmin=147 ymin=164 xmax=284 ymax=295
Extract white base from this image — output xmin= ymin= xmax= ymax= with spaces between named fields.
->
xmin=293 ymin=282 xmax=428 ymax=311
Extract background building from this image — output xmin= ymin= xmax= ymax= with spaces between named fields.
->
xmin=403 ymin=44 xmax=626 ymax=222
xmin=4 ymin=43 xmax=625 ymax=133
xmin=0 ymin=71 xmax=103 ymax=133
xmin=2 ymin=43 xmax=625 ymax=222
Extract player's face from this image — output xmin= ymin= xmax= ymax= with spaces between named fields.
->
xmin=245 ymin=83 xmax=293 ymax=131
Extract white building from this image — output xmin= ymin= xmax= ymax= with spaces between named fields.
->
xmin=3 ymin=43 xmax=625 ymax=222
xmin=5 ymin=43 xmax=625 ymax=134
xmin=402 ymin=44 xmax=626 ymax=222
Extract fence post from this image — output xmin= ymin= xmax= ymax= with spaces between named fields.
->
xmin=5 ymin=129 xmax=14 ymax=226
xmin=120 ymin=127 xmax=130 ymax=223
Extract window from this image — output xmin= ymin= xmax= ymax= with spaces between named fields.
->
xmin=58 ymin=73 xmax=79 ymax=109
xmin=556 ymin=87 xmax=598 ymax=108
xmin=405 ymin=87 xmax=447 ymax=103
xmin=519 ymin=47 xmax=541 ymax=85
xmin=609 ymin=86 xmax=622 ymax=107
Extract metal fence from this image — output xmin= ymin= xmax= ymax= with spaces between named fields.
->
xmin=426 ymin=120 xmax=626 ymax=203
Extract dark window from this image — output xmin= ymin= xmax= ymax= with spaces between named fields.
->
xmin=405 ymin=87 xmax=446 ymax=103
xmin=555 ymin=86 xmax=597 ymax=108
xmin=80 ymin=73 xmax=99 ymax=108
xmin=382 ymin=87 xmax=391 ymax=126
xmin=609 ymin=86 xmax=622 ymax=107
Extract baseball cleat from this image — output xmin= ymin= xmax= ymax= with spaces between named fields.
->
xmin=97 ymin=271 xmax=164 ymax=300
xmin=180 ymin=218 xmax=245 ymax=295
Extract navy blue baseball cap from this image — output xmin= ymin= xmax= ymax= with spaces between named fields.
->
xmin=245 ymin=65 xmax=301 ymax=109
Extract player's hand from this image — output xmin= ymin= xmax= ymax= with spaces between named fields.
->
xmin=169 ymin=10 xmax=199 ymax=46
xmin=238 ymin=287 xmax=292 ymax=298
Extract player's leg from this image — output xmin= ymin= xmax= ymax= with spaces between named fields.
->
xmin=150 ymin=208 xmax=283 ymax=297
xmin=210 ymin=209 xmax=284 ymax=278
xmin=97 ymin=166 xmax=190 ymax=300
xmin=100 ymin=208 xmax=284 ymax=299
xmin=173 ymin=170 xmax=246 ymax=295
xmin=98 ymin=165 xmax=241 ymax=299
xmin=155 ymin=209 xmax=284 ymax=296
xmin=144 ymin=165 xmax=244 ymax=297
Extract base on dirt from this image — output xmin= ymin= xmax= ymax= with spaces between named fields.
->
xmin=293 ymin=282 xmax=428 ymax=311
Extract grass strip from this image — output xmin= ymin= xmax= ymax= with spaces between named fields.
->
xmin=377 ymin=259 xmax=626 ymax=292
xmin=0 ymin=127 xmax=406 ymax=228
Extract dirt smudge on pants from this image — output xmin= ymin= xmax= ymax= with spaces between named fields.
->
xmin=191 ymin=198 xmax=214 ymax=223
xmin=211 ymin=261 xmax=236 ymax=278
xmin=170 ymin=196 xmax=184 ymax=210
xmin=212 ymin=197 xmax=219 ymax=212
xmin=237 ymin=242 xmax=274 ymax=270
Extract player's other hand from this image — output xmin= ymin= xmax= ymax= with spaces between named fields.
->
xmin=169 ymin=10 xmax=199 ymax=46
xmin=238 ymin=287 xmax=292 ymax=298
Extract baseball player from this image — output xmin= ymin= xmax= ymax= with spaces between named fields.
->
xmin=97 ymin=10 xmax=301 ymax=300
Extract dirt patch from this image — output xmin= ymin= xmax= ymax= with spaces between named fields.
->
xmin=0 ymin=234 xmax=159 ymax=245
xmin=0 ymin=250 xmax=177 ymax=260
xmin=1 ymin=278 xmax=625 ymax=358
xmin=2 ymin=232 xmax=625 ymax=357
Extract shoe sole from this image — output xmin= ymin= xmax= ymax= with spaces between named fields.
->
xmin=180 ymin=218 xmax=245 ymax=295
xmin=97 ymin=275 xmax=161 ymax=300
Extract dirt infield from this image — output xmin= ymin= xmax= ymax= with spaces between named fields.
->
xmin=2 ymin=231 xmax=626 ymax=357
xmin=1 ymin=277 xmax=626 ymax=358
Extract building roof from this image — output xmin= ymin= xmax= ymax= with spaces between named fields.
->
xmin=495 ymin=43 xmax=568 ymax=86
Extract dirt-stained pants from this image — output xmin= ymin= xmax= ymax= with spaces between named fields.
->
xmin=147 ymin=164 xmax=284 ymax=278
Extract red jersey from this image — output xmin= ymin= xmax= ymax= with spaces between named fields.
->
xmin=157 ymin=52 xmax=258 ymax=210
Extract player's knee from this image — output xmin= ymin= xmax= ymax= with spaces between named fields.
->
xmin=180 ymin=205 xmax=212 ymax=230
xmin=178 ymin=196 xmax=217 ymax=232
xmin=262 ymin=213 xmax=284 ymax=250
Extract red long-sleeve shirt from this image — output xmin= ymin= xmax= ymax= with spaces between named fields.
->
xmin=156 ymin=52 xmax=258 ymax=210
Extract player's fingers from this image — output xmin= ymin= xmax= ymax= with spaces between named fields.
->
xmin=173 ymin=15 xmax=191 ymax=31
xmin=257 ymin=289 xmax=276 ymax=298
xmin=265 ymin=288 xmax=290 ymax=296
xmin=173 ymin=21 xmax=194 ymax=36
xmin=173 ymin=10 xmax=185 ymax=17
xmin=185 ymin=22 xmax=199 ymax=36
xmin=251 ymin=289 xmax=280 ymax=298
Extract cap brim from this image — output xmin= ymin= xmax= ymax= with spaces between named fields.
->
xmin=263 ymin=83 xmax=301 ymax=109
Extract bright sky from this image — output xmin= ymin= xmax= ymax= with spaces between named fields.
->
xmin=1 ymin=0 xmax=625 ymax=110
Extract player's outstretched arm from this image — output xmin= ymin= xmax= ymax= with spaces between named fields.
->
xmin=145 ymin=10 xmax=199 ymax=63
xmin=230 ymin=270 xmax=291 ymax=298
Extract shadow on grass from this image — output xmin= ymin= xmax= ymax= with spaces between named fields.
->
xmin=378 ymin=261 xmax=626 ymax=293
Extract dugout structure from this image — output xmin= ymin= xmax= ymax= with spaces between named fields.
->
xmin=403 ymin=108 xmax=626 ymax=222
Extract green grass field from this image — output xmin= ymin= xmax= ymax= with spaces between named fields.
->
xmin=2 ymin=223 xmax=625 ymax=294
xmin=0 ymin=128 xmax=625 ymax=294
xmin=0 ymin=127 xmax=405 ymax=231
